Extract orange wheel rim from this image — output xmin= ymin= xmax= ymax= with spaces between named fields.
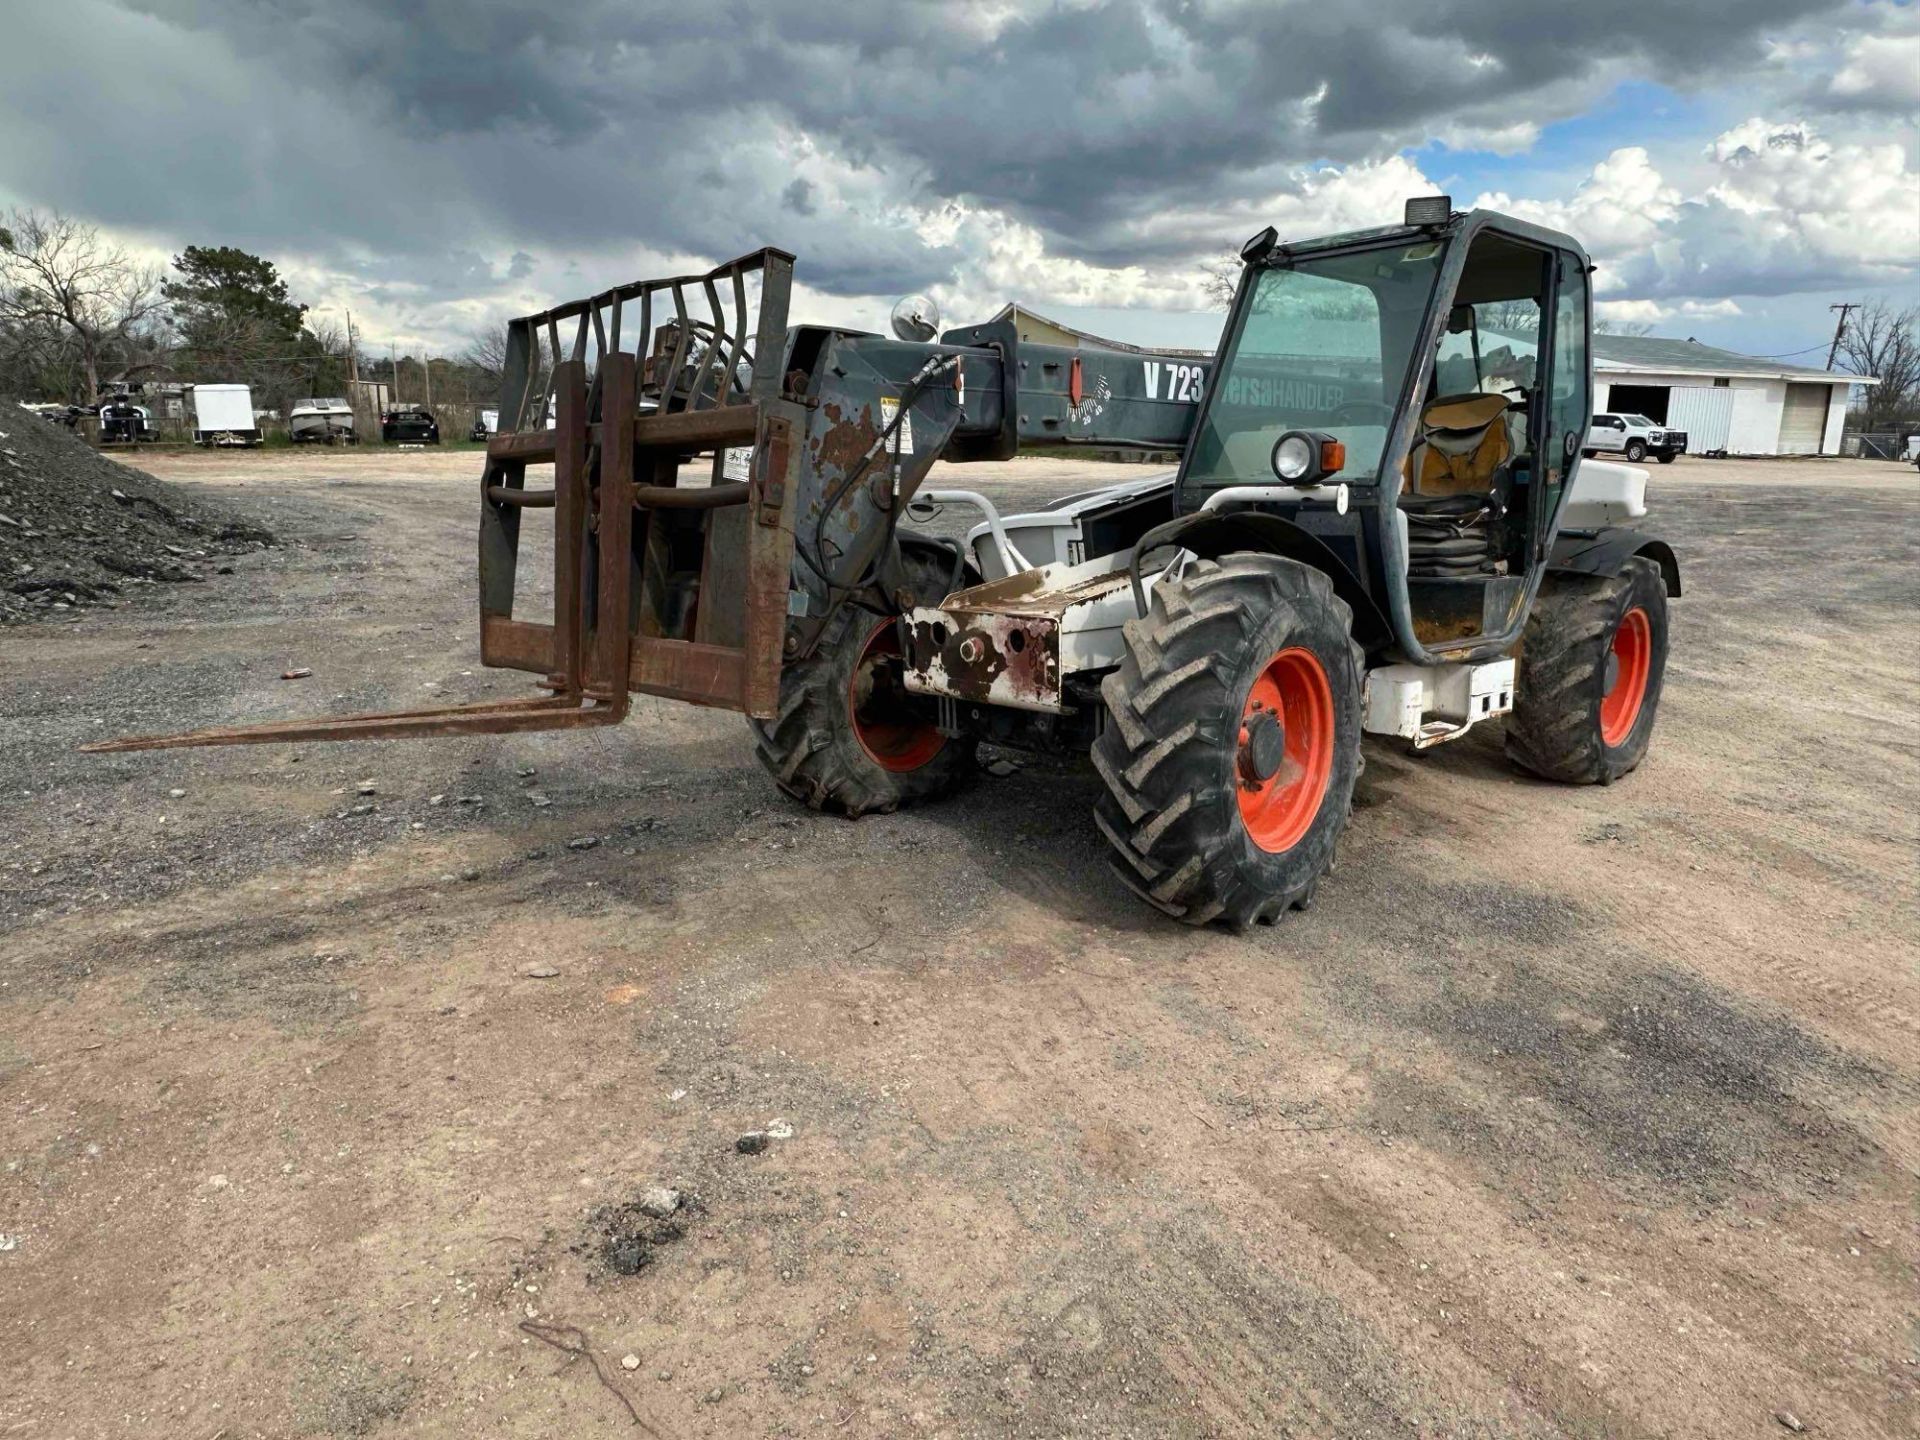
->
xmin=850 ymin=621 xmax=946 ymax=773
xmin=1599 ymin=607 xmax=1651 ymax=746
xmin=1235 ymin=647 xmax=1335 ymax=853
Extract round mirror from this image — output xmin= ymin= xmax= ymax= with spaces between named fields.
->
xmin=890 ymin=294 xmax=940 ymax=343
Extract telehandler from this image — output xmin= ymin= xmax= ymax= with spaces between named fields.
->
xmin=91 ymin=197 xmax=1677 ymax=928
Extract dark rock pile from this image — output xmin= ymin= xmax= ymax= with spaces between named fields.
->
xmin=0 ymin=404 xmax=275 ymax=624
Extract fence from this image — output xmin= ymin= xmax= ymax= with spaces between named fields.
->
xmin=1842 ymin=431 xmax=1919 ymax=461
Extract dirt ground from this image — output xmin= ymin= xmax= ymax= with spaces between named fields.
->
xmin=2 ymin=447 xmax=1915 ymax=1439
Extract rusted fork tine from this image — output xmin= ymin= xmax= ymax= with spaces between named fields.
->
xmin=78 ymin=693 xmax=619 ymax=753
xmin=549 ymin=361 xmax=590 ymax=697
xmin=589 ymin=352 xmax=637 ymax=715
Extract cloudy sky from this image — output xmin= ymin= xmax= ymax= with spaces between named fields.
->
xmin=3 ymin=0 xmax=1915 ymax=361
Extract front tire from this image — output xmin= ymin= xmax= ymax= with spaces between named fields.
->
xmin=1092 ymin=555 xmax=1363 ymax=928
xmin=1624 ymin=440 xmax=1648 ymax=462
xmin=751 ymin=552 xmax=975 ymax=817
xmin=1505 ymin=557 xmax=1668 ymax=785
xmin=1656 ymin=450 xmax=1677 ymax=464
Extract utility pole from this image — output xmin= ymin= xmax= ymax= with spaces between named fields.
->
xmin=422 ymin=349 xmax=432 ymax=410
xmin=391 ymin=342 xmax=399 ymax=405
xmin=345 ymin=310 xmax=359 ymax=387
xmin=1826 ymin=303 xmax=1857 ymax=371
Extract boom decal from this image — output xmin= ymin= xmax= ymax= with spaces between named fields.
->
xmin=1142 ymin=360 xmax=1208 ymax=403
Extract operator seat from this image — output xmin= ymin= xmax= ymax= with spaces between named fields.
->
xmin=1405 ymin=392 xmax=1512 ymax=496
xmin=1400 ymin=392 xmax=1515 ymax=578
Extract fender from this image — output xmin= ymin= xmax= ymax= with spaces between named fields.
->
xmin=1550 ymin=526 xmax=1681 ymax=597
xmin=1127 ymin=510 xmax=1393 ymax=650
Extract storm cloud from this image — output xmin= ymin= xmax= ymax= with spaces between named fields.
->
xmin=3 ymin=0 xmax=1913 ymax=346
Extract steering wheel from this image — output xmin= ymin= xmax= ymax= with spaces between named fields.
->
xmin=1481 ymin=381 xmax=1531 ymax=414
xmin=1332 ymin=399 xmax=1394 ymax=426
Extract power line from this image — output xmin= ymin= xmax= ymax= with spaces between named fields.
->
xmin=1744 ymin=341 xmax=1834 ymax=359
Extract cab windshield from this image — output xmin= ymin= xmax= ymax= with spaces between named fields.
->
xmin=1183 ymin=241 xmax=1444 ymax=490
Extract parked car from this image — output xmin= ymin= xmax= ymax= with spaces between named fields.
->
xmin=1585 ymin=412 xmax=1686 ymax=464
xmin=381 ymin=406 xmax=441 ymax=444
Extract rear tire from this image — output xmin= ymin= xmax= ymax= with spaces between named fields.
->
xmin=751 ymin=552 xmax=975 ymax=817
xmin=1092 ymin=555 xmax=1363 ymax=929
xmin=1505 ymin=557 xmax=1668 ymax=785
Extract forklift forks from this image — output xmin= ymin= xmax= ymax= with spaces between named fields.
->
xmin=85 ymin=250 xmax=804 ymax=754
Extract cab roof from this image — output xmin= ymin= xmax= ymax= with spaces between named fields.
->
xmin=1271 ymin=209 xmax=1589 ymax=267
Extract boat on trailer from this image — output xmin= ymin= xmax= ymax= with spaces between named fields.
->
xmin=289 ymin=397 xmax=357 ymax=444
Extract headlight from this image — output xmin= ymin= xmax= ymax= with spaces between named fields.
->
xmin=1269 ymin=430 xmax=1344 ymax=486
xmin=1273 ymin=433 xmax=1314 ymax=480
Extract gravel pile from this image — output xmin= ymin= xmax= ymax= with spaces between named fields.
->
xmin=0 ymin=404 xmax=276 ymax=624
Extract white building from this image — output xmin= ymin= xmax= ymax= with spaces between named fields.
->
xmin=1593 ymin=335 xmax=1871 ymax=457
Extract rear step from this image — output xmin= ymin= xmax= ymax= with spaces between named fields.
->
xmin=85 ymin=250 xmax=803 ymax=754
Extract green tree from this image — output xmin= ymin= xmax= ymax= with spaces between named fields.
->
xmin=164 ymin=245 xmax=332 ymax=413
xmin=164 ymin=244 xmax=306 ymax=346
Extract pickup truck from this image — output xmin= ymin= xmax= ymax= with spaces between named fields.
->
xmin=1585 ymin=412 xmax=1686 ymax=464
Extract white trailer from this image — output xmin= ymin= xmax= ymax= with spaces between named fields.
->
xmin=190 ymin=384 xmax=261 ymax=447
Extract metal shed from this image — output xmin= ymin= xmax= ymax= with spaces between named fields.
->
xmin=1593 ymin=335 xmax=1873 ymax=456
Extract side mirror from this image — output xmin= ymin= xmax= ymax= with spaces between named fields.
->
xmin=1446 ymin=303 xmax=1474 ymax=334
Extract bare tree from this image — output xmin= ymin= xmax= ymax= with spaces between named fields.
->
xmin=462 ymin=320 xmax=512 ymax=388
xmin=0 ymin=310 xmax=81 ymax=398
xmin=0 ymin=209 xmax=165 ymax=401
xmin=1200 ymin=255 xmax=1242 ymax=310
xmin=1476 ymin=299 xmax=1541 ymax=334
xmin=1834 ymin=298 xmax=1918 ymax=433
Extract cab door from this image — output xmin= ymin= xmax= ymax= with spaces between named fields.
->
xmin=1536 ymin=250 xmax=1592 ymax=557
